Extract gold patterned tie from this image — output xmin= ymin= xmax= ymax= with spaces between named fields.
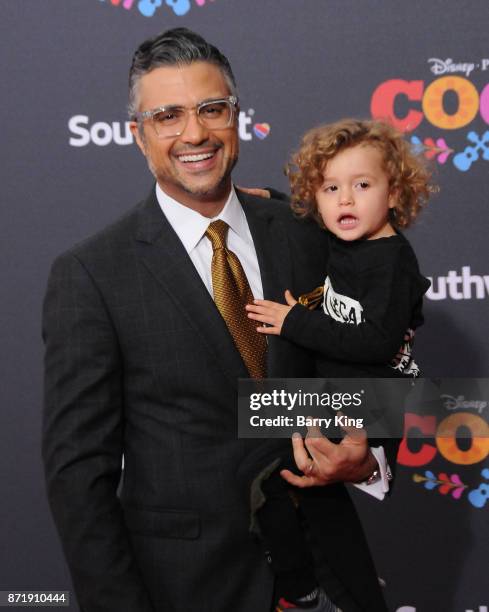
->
xmin=205 ymin=220 xmax=267 ymax=378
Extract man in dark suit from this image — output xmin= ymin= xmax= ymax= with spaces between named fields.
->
xmin=42 ymin=28 xmax=388 ymax=612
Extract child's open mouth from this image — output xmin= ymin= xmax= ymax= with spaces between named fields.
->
xmin=337 ymin=214 xmax=359 ymax=228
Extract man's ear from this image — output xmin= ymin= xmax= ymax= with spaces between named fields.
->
xmin=130 ymin=122 xmax=146 ymax=156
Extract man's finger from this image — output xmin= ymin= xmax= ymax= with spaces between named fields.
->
xmin=305 ymin=423 xmax=323 ymax=438
xmin=290 ymin=432 xmax=314 ymax=473
xmin=280 ymin=469 xmax=320 ymax=488
xmin=303 ymin=423 xmax=337 ymax=468
xmin=304 ymin=435 xmax=335 ymax=468
xmin=341 ymin=425 xmax=367 ymax=442
xmin=335 ymin=411 xmax=368 ymax=442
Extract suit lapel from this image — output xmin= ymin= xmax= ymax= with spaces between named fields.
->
xmin=134 ymin=190 xmax=248 ymax=385
xmin=237 ymin=190 xmax=293 ymax=302
xmin=134 ymin=188 xmax=295 ymax=383
xmin=237 ymin=191 xmax=294 ymax=377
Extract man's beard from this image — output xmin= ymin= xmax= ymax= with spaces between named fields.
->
xmin=150 ymin=153 xmax=238 ymax=202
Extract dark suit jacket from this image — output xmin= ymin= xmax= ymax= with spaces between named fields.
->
xmin=42 ymin=189 xmax=387 ymax=612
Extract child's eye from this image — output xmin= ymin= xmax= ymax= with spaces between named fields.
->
xmin=356 ymin=181 xmax=370 ymax=189
xmin=324 ymin=185 xmax=337 ymax=193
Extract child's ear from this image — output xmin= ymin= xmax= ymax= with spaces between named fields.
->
xmin=388 ymin=189 xmax=398 ymax=209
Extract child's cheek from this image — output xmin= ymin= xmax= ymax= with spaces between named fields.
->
xmin=319 ymin=207 xmax=334 ymax=232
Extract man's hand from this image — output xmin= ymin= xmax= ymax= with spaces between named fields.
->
xmin=280 ymin=422 xmax=378 ymax=488
xmin=245 ymin=290 xmax=297 ymax=335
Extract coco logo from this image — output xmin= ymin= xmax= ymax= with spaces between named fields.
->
xmin=370 ymin=76 xmax=489 ymax=132
xmin=98 ymin=0 xmax=215 ymax=19
xmin=68 ymin=111 xmax=270 ymax=147
xmin=398 ymin=411 xmax=489 ymax=467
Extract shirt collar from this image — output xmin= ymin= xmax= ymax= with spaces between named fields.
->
xmin=155 ymin=183 xmax=250 ymax=253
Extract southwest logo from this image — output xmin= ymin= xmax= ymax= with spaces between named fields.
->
xmin=253 ymin=123 xmax=271 ymax=140
xmin=68 ymin=112 xmax=271 ymax=147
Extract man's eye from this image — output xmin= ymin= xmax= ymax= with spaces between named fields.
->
xmin=153 ymin=109 xmax=183 ymax=123
xmin=200 ymin=103 xmax=225 ymax=117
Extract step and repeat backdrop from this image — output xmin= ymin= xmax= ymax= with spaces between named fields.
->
xmin=2 ymin=2 xmax=488 ymax=611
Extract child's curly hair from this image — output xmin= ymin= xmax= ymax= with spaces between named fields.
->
xmin=287 ymin=118 xmax=436 ymax=229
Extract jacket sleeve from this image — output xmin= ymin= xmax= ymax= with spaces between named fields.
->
xmin=42 ymin=253 xmax=155 ymax=612
xmin=281 ymin=251 xmax=415 ymax=364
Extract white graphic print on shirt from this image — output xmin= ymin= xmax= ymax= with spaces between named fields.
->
xmin=322 ymin=276 xmax=365 ymax=325
xmin=321 ymin=276 xmax=419 ymax=376
xmin=390 ymin=328 xmax=420 ymax=377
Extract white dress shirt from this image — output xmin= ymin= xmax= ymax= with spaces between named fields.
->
xmin=156 ymin=183 xmax=263 ymax=300
xmin=155 ymin=184 xmax=390 ymax=499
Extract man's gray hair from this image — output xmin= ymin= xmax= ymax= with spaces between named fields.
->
xmin=128 ymin=27 xmax=238 ymax=118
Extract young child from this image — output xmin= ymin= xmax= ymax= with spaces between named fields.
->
xmin=242 ymin=119 xmax=435 ymax=611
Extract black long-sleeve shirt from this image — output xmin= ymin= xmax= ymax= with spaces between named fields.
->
xmin=282 ymin=232 xmax=431 ymax=378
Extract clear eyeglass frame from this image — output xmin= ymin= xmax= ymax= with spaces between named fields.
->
xmin=134 ymin=95 xmax=239 ymax=139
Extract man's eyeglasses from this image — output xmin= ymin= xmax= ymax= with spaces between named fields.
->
xmin=133 ymin=96 xmax=239 ymax=139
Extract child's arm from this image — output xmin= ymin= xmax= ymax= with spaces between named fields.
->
xmin=247 ymin=249 xmax=425 ymax=364
xmin=247 ymin=291 xmax=409 ymax=363
xmin=245 ymin=290 xmax=297 ymax=335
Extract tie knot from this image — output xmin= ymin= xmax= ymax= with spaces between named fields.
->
xmin=205 ymin=219 xmax=229 ymax=251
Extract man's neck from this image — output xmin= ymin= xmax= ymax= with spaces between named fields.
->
xmin=157 ymin=182 xmax=233 ymax=218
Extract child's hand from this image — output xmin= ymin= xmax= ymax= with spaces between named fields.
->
xmin=236 ymin=186 xmax=271 ymax=199
xmin=245 ymin=290 xmax=297 ymax=335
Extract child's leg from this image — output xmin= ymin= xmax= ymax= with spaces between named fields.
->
xmin=237 ymin=441 xmax=337 ymax=606
xmin=257 ymin=469 xmax=318 ymax=602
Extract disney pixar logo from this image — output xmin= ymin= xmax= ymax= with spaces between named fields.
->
xmin=98 ymin=0 xmax=215 ymax=18
xmin=428 ymin=57 xmax=489 ymax=78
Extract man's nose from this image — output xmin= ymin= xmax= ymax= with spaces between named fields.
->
xmin=180 ymin=110 xmax=209 ymax=144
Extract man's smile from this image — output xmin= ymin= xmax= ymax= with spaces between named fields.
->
xmin=178 ymin=152 xmax=215 ymax=163
xmin=173 ymin=145 xmax=222 ymax=172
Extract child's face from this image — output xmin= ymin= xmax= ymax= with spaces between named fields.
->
xmin=315 ymin=144 xmax=396 ymax=241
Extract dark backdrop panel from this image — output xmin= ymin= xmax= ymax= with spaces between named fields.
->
xmin=2 ymin=2 xmax=488 ymax=610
